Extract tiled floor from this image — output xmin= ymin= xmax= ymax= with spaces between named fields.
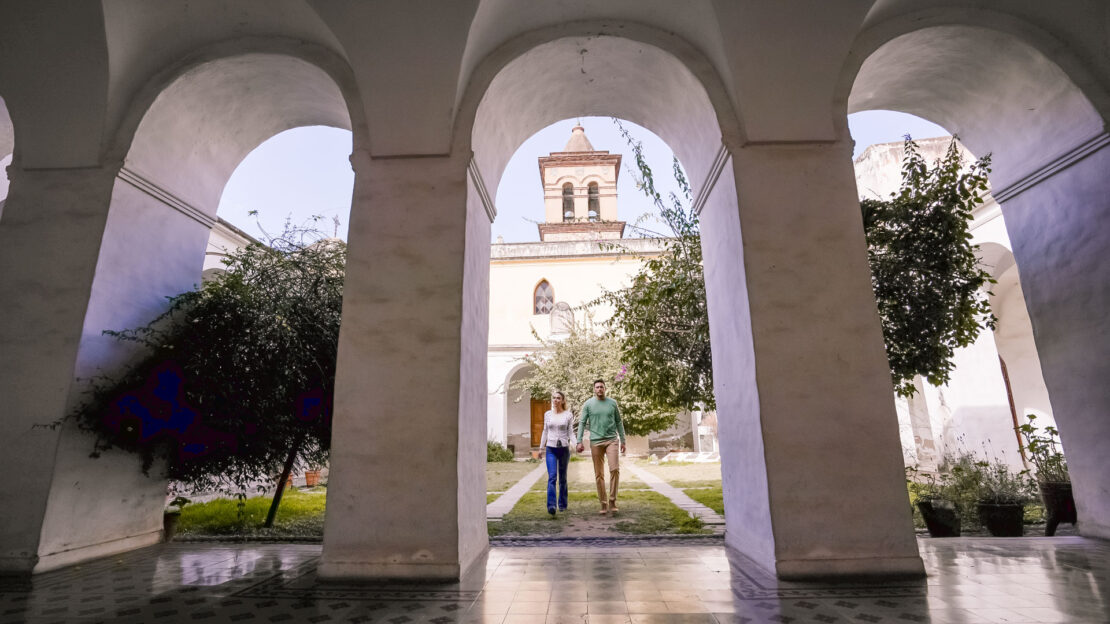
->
xmin=1 ymin=537 xmax=1107 ymax=623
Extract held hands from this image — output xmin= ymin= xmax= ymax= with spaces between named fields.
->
xmin=576 ymin=443 xmax=584 ymax=453
xmin=620 ymin=443 xmax=626 ymax=455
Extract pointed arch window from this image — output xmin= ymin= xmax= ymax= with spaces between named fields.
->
xmin=562 ymin=183 xmax=575 ymax=221
xmin=534 ymin=280 xmax=554 ymax=314
xmin=587 ymin=182 xmax=600 ymax=221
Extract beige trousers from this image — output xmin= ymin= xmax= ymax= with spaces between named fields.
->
xmin=591 ymin=439 xmax=620 ymax=507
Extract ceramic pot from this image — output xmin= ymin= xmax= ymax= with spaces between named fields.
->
xmin=1038 ymin=481 xmax=1076 ymax=536
xmin=977 ymin=502 xmax=1024 ymax=537
xmin=917 ymin=500 xmax=961 ymax=537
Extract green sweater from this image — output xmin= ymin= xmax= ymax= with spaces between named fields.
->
xmin=578 ymin=397 xmax=625 ymax=444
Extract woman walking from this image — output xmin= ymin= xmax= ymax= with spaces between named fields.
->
xmin=540 ymin=391 xmax=576 ymax=515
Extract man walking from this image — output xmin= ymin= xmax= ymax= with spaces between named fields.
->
xmin=576 ymin=379 xmax=626 ymax=514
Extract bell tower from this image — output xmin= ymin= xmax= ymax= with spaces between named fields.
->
xmin=537 ymin=125 xmax=624 ymax=241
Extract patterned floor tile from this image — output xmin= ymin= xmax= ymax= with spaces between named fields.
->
xmin=0 ymin=538 xmax=1106 ymax=623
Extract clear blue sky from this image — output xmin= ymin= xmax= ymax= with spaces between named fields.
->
xmin=217 ymin=111 xmax=948 ymax=243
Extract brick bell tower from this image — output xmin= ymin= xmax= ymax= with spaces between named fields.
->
xmin=537 ymin=124 xmax=624 ymax=241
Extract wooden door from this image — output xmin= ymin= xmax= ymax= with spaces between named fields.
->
xmin=530 ymin=399 xmax=547 ymax=447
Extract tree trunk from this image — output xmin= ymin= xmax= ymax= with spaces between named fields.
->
xmin=265 ymin=433 xmax=305 ymax=528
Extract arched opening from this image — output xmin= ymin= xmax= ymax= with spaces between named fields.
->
xmin=458 ymin=25 xmax=933 ymax=580
xmin=504 ymin=363 xmax=539 ymax=456
xmin=846 ymin=22 xmax=1110 ymax=537
xmin=561 ymin=183 xmax=574 ymax=221
xmin=587 ymin=182 xmax=600 ymax=221
xmin=30 ymin=51 xmax=358 ymax=571
xmin=488 ymin=116 xmax=706 ymax=471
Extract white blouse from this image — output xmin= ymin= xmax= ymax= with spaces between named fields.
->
xmin=539 ymin=409 xmax=577 ymax=448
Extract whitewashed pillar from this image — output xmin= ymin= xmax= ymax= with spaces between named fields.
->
xmin=320 ymin=151 xmax=489 ymax=579
xmin=701 ymin=141 xmax=923 ymax=579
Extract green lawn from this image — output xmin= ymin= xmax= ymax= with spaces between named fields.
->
xmin=684 ymin=486 xmax=724 ymax=516
xmin=486 ymin=460 xmax=541 ymax=492
xmin=488 ymin=490 xmax=709 ymax=537
xmin=487 ymin=492 xmax=500 ymax=504
xmin=636 ymin=459 xmax=722 ymax=488
xmin=177 ymin=488 xmax=327 ymax=538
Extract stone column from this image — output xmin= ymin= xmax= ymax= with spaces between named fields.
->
xmin=319 ymin=152 xmax=489 ymax=580
xmin=0 ymin=165 xmax=117 ymax=573
xmin=701 ymin=141 xmax=923 ymax=579
xmin=997 ymin=141 xmax=1110 ymax=538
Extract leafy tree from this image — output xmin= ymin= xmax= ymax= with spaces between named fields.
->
xmin=591 ymin=120 xmax=714 ymax=413
xmin=514 ymin=319 xmax=678 ymax=437
xmin=70 ymin=225 xmax=344 ymax=523
xmin=861 ymin=137 xmax=996 ymax=395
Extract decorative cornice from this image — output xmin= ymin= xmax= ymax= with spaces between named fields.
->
xmin=467 ymin=156 xmax=497 ymax=223
xmin=118 ymin=166 xmax=215 ymax=228
xmin=692 ymin=141 xmax=731 ymax=216
xmin=993 ymin=132 xmax=1110 ymax=204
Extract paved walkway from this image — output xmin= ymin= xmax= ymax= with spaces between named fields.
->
xmin=487 ymin=463 xmax=546 ymax=520
xmin=3 ymin=538 xmax=1107 ymax=623
xmin=623 ymin=462 xmax=726 ymax=530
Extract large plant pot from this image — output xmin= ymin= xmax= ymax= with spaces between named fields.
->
xmin=163 ymin=511 xmax=181 ymax=542
xmin=977 ymin=503 xmax=1024 ymax=537
xmin=916 ymin=500 xmax=961 ymax=537
xmin=304 ymin=470 xmax=321 ymax=487
xmin=1038 ymin=481 xmax=1077 ymax=536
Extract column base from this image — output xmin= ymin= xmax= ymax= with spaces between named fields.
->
xmin=33 ymin=529 xmax=163 ymax=574
xmin=0 ymin=554 xmax=38 ymax=575
xmin=775 ymin=554 xmax=926 ymax=581
xmin=318 ymin=545 xmax=488 ymax=582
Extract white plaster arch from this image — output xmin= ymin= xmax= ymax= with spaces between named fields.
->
xmin=976 ymin=241 xmax=1016 ymax=280
xmin=848 ymin=6 xmax=1110 ymax=126
xmin=841 ymin=21 xmax=1106 ymax=191
xmin=455 ymin=22 xmax=743 ymax=196
xmin=109 ymin=43 xmax=363 ymax=215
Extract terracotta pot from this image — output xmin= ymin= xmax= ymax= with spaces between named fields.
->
xmin=917 ymin=500 xmax=961 ymax=537
xmin=304 ymin=470 xmax=321 ymax=487
xmin=1038 ymin=481 xmax=1076 ymax=536
xmin=977 ymin=502 xmax=1024 ymax=537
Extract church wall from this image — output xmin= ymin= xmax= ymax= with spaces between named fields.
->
xmin=488 ymin=253 xmax=648 ymax=346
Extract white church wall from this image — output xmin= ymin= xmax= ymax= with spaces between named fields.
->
xmin=489 ymin=240 xmax=662 ymax=346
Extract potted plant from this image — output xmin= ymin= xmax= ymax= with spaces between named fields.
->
xmin=304 ymin=468 xmax=321 ymax=487
xmin=163 ymin=496 xmax=191 ymax=542
xmin=908 ymin=466 xmax=961 ymax=537
xmin=1019 ymin=415 xmax=1076 ymax=536
xmin=976 ymin=459 xmax=1035 ymax=537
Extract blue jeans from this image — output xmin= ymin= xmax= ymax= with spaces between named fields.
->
xmin=545 ymin=445 xmax=570 ymax=510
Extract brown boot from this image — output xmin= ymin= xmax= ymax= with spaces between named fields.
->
xmin=598 ymin=504 xmax=608 ymax=515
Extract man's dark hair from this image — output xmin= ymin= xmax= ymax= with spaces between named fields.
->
xmin=593 ymin=379 xmax=605 ymax=387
